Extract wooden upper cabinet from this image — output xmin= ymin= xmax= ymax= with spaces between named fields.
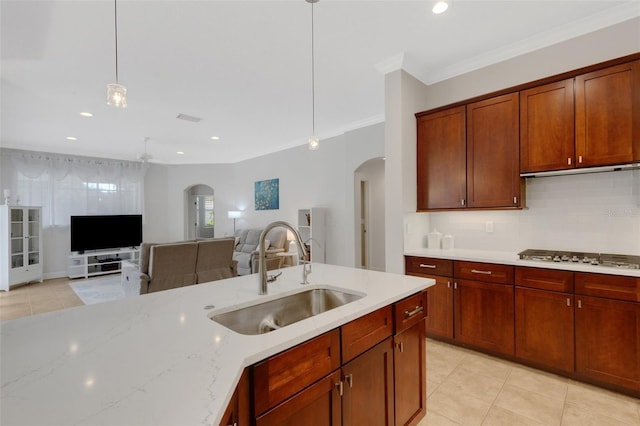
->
xmin=520 ymin=79 xmax=575 ymax=173
xmin=466 ymin=93 xmax=521 ymax=208
xmin=575 ymin=60 xmax=640 ymax=167
xmin=416 ymin=106 xmax=466 ymax=210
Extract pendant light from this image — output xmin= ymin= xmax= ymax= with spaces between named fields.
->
xmin=307 ymin=0 xmax=319 ymax=150
xmin=106 ymin=0 xmax=127 ymax=108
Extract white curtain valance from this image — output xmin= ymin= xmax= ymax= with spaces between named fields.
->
xmin=1 ymin=149 xmax=146 ymax=226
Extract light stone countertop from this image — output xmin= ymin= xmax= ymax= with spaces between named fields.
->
xmin=404 ymin=248 xmax=640 ymax=278
xmin=0 ymin=264 xmax=434 ymax=426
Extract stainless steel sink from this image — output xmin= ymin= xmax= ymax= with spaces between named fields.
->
xmin=210 ymin=287 xmax=364 ymax=335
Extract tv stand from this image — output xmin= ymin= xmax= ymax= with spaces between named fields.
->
xmin=67 ymin=248 xmax=140 ymax=279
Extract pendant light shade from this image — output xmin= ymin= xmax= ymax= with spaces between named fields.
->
xmin=307 ymin=0 xmax=319 ymax=150
xmin=106 ymin=83 xmax=127 ymax=108
xmin=308 ymin=136 xmax=319 ymax=151
xmin=107 ymin=0 xmax=127 ymax=108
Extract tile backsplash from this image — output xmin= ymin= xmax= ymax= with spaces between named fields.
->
xmin=407 ymin=169 xmax=640 ymax=254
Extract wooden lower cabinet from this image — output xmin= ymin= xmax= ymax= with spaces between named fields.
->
xmin=219 ymin=369 xmax=250 ymax=426
xmin=575 ymin=295 xmax=640 ymax=393
xmin=394 ymin=321 xmax=426 ymax=426
xmin=515 ymin=287 xmax=574 ymax=373
xmin=232 ymin=294 xmax=428 ymax=425
xmin=454 ymin=279 xmax=514 ymax=356
xmin=256 ymin=370 xmax=342 ymax=426
xmin=423 ymin=276 xmax=454 ymax=339
xmin=342 ymin=337 xmax=395 ymax=426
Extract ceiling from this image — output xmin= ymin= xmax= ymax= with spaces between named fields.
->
xmin=1 ymin=1 xmax=638 ymax=165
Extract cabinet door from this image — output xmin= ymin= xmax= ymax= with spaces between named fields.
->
xmin=454 ymin=279 xmax=515 ymax=356
xmin=467 ymin=93 xmax=521 ymax=208
xmin=575 ymin=295 xmax=640 ymax=393
xmin=394 ymin=321 xmax=426 ymax=426
xmin=423 ymin=276 xmax=454 ymax=339
xmin=520 ymin=79 xmax=575 ymax=172
xmin=575 ymin=60 xmax=640 ymax=167
xmin=416 ymin=106 xmax=466 ymax=210
xmin=342 ymin=337 xmax=394 ymax=426
xmin=515 ymin=287 xmax=574 ymax=373
xmin=256 ymin=370 xmax=342 ymax=426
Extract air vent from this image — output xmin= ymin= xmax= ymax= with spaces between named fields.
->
xmin=176 ymin=113 xmax=202 ymax=123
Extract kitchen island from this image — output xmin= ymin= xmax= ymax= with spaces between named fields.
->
xmin=1 ymin=264 xmax=433 ymax=425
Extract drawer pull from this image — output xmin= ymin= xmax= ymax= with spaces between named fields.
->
xmin=404 ymin=305 xmax=424 ymax=319
xmin=419 ymin=264 xmax=436 ymax=269
xmin=397 ymin=341 xmax=404 ymax=353
xmin=471 ymin=269 xmax=492 ymax=275
xmin=335 ymin=380 xmax=344 ymax=396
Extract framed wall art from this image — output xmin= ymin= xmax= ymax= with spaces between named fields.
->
xmin=254 ymin=178 xmax=279 ymax=210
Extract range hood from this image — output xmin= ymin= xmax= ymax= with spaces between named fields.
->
xmin=520 ymin=163 xmax=640 ymax=178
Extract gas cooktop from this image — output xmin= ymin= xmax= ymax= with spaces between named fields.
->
xmin=518 ymin=249 xmax=640 ymax=270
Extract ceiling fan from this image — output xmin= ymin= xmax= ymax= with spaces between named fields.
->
xmin=137 ymin=137 xmax=153 ymax=163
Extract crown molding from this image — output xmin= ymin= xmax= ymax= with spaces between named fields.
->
xmin=377 ymin=2 xmax=640 ymax=85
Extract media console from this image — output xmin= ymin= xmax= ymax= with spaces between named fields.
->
xmin=67 ymin=248 xmax=140 ymax=279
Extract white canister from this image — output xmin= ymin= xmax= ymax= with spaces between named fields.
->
xmin=442 ymin=234 xmax=455 ymax=250
xmin=427 ymin=229 xmax=443 ymax=249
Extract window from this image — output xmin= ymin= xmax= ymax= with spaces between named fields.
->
xmin=3 ymin=150 xmax=145 ymax=227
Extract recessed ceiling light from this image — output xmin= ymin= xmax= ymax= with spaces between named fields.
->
xmin=66 ymin=136 xmax=77 ymax=141
xmin=210 ymin=136 xmax=220 ymax=141
xmin=432 ymin=1 xmax=448 ymax=14
xmin=79 ymin=112 xmax=93 ymax=117
xmin=177 ymin=151 xmax=184 ymax=155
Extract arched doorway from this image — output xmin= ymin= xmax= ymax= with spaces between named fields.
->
xmin=185 ymin=184 xmax=215 ymax=239
xmin=354 ymin=157 xmax=385 ymax=271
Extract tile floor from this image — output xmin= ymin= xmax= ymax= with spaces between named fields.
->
xmin=2 ymin=279 xmax=639 ymax=425
xmin=0 ymin=277 xmax=84 ymax=321
xmin=421 ymin=339 xmax=640 ymax=426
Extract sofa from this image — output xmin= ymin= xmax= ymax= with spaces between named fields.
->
xmin=233 ymin=228 xmax=288 ymax=275
xmin=122 ymin=237 xmax=237 ymax=295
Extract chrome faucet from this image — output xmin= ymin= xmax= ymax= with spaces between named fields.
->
xmin=258 ymin=221 xmax=308 ymax=295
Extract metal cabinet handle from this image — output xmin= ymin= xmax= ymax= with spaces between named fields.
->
xmin=454 ymin=282 xmax=458 ymax=289
xmin=447 ymin=281 xmax=451 ymax=288
xmin=471 ymin=269 xmax=492 ymax=275
xmin=513 ymin=196 xmax=517 ymax=204
xmin=404 ymin=305 xmax=424 ymax=319
xmin=419 ymin=264 xmax=436 ymax=269
xmin=335 ymin=380 xmax=344 ymax=396
xmin=578 ymin=155 xmax=583 ymax=164
xmin=461 ymin=199 xmax=466 ymax=206
xmin=397 ymin=341 xmax=404 ymax=353
xmin=577 ymin=300 xmax=582 ymax=309
xmin=567 ymin=157 xmax=572 ymax=165
xmin=566 ymin=298 xmax=571 ymax=307
xmin=345 ymin=374 xmax=353 ymax=388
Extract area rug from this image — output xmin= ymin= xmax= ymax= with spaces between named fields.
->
xmin=69 ymin=275 xmax=126 ymax=305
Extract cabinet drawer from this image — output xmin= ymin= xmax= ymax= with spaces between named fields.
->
xmin=341 ymin=305 xmax=393 ymax=363
xmin=575 ymin=272 xmax=640 ymax=302
xmin=405 ymin=256 xmax=453 ymax=277
xmin=515 ymin=267 xmax=574 ymax=293
xmin=454 ymin=261 xmax=514 ymax=285
xmin=253 ymin=329 xmax=341 ymax=416
xmin=394 ymin=291 xmax=427 ymax=334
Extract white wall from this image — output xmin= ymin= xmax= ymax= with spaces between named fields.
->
xmin=143 ymin=123 xmax=385 ymax=268
xmin=393 ymin=18 xmax=640 ymax=256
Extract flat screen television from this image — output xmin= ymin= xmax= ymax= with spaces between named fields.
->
xmin=70 ymin=215 xmax=143 ymax=253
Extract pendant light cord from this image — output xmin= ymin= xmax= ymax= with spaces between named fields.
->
xmin=311 ymin=1 xmax=315 ymax=136
xmin=114 ymin=0 xmax=119 ymax=83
